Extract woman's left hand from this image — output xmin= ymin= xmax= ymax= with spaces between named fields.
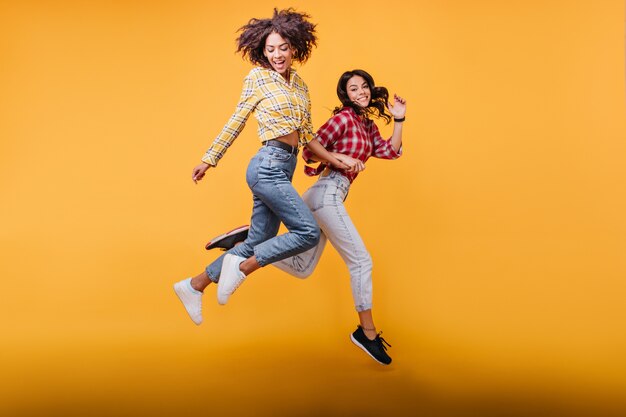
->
xmin=387 ymin=94 xmax=407 ymax=119
xmin=334 ymin=153 xmax=365 ymax=173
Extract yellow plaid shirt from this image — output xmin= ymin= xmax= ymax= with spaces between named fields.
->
xmin=201 ymin=67 xmax=314 ymax=167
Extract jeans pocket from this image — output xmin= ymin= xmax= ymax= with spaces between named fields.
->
xmin=303 ymin=183 xmax=327 ymax=212
xmin=268 ymin=148 xmax=293 ymax=163
xmin=332 ymin=177 xmax=350 ymax=201
xmin=323 ymin=185 xmax=342 ymax=208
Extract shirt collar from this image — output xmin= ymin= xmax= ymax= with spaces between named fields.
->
xmin=342 ymin=106 xmax=369 ymax=123
xmin=262 ymin=66 xmax=297 ymax=86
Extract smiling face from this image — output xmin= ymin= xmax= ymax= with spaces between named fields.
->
xmin=346 ymin=75 xmax=371 ymax=108
xmin=263 ymin=32 xmax=293 ymax=77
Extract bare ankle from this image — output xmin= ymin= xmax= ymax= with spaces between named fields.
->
xmin=191 ymin=277 xmax=210 ymax=292
xmin=361 ymin=326 xmax=377 ymax=340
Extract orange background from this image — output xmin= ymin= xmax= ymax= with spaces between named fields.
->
xmin=1 ymin=1 xmax=625 ymax=416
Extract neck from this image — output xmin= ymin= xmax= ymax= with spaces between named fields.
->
xmin=282 ymin=68 xmax=291 ymax=82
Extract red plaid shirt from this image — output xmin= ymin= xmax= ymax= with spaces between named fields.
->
xmin=302 ymin=107 xmax=402 ymax=183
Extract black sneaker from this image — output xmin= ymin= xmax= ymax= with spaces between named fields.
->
xmin=350 ymin=326 xmax=392 ymax=365
xmin=205 ymin=225 xmax=249 ymax=251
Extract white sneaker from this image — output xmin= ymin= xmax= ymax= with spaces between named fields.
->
xmin=173 ymin=278 xmax=203 ymax=325
xmin=217 ymin=254 xmax=247 ymax=305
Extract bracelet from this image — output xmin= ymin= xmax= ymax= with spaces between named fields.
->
xmin=394 ymin=116 xmax=405 ymax=123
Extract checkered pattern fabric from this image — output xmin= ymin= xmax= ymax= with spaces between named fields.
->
xmin=201 ymin=67 xmax=314 ymax=167
xmin=302 ymin=107 xmax=402 ymax=183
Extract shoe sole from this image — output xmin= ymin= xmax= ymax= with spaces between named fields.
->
xmin=205 ymin=225 xmax=250 ymax=250
xmin=350 ymin=334 xmax=391 ymax=365
xmin=173 ymin=282 xmax=202 ymax=325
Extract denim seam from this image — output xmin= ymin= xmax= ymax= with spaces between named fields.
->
xmin=331 ymin=189 xmax=372 ymax=312
xmin=335 ymin=192 xmax=364 ymax=308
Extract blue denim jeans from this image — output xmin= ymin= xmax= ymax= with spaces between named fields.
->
xmin=206 ymin=145 xmax=320 ymax=282
xmin=273 ymin=171 xmax=373 ymax=312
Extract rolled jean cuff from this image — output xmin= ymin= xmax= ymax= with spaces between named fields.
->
xmin=355 ymin=303 xmax=372 ymax=313
xmin=205 ymin=266 xmax=219 ymax=283
xmin=253 ymin=246 xmax=271 ymax=267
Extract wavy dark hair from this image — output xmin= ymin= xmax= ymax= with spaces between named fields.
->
xmin=236 ymin=8 xmax=317 ymax=68
xmin=334 ymin=69 xmax=391 ymax=124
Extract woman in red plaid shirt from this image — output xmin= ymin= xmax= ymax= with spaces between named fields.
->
xmin=207 ymin=69 xmax=405 ymax=365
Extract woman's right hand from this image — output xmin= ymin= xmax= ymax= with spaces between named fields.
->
xmin=192 ymin=162 xmax=210 ymax=183
xmin=334 ymin=154 xmax=365 ymax=173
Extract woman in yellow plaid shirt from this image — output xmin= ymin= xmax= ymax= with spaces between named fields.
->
xmin=174 ymin=8 xmax=350 ymax=322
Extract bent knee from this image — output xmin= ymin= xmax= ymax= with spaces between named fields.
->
xmin=292 ymin=269 xmax=314 ymax=279
xmin=357 ymin=253 xmax=373 ymax=271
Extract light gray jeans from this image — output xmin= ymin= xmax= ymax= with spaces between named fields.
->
xmin=273 ymin=171 xmax=373 ymax=312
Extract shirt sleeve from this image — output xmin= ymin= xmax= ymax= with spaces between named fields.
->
xmin=201 ymin=73 xmax=259 ymax=166
xmin=301 ymin=113 xmax=347 ymax=163
xmin=370 ymin=121 xmax=402 ymax=160
xmin=299 ymin=86 xmax=315 ymax=146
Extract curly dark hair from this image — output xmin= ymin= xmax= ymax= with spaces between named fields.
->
xmin=334 ymin=69 xmax=391 ymax=124
xmin=236 ymin=8 xmax=317 ymax=68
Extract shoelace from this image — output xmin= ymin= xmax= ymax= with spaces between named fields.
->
xmin=376 ymin=333 xmax=392 ymax=351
